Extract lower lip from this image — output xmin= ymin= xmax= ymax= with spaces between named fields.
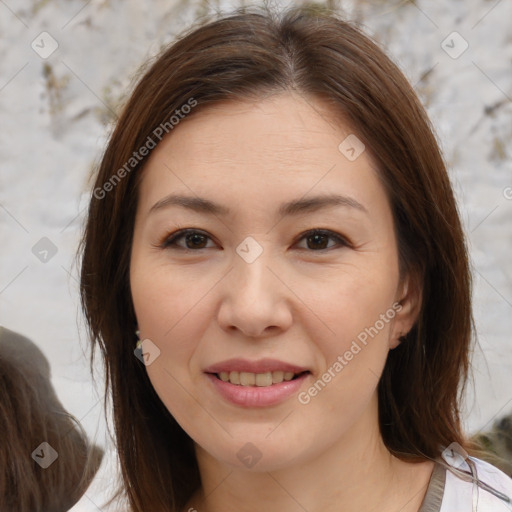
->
xmin=205 ymin=372 xmax=310 ymax=407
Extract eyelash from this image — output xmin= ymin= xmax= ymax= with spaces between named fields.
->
xmin=157 ymin=228 xmax=352 ymax=252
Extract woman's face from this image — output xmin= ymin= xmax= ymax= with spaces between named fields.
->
xmin=130 ymin=92 xmax=418 ymax=471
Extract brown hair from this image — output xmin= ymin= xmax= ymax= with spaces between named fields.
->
xmin=79 ymin=3 xmax=474 ymax=511
xmin=0 ymin=326 xmax=103 ymax=512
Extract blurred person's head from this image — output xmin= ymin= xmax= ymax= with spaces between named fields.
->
xmin=0 ymin=326 xmax=103 ymax=512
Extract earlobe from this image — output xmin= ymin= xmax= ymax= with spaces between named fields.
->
xmin=389 ymin=331 xmax=407 ymax=350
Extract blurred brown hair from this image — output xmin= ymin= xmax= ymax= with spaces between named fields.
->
xmin=0 ymin=326 xmax=103 ymax=512
xmin=79 ymin=3 xmax=474 ymax=511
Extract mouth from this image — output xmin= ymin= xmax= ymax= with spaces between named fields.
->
xmin=203 ymin=358 xmax=311 ymax=406
xmin=205 ymin=369 xmax=311 ymax=407
xmin=209 ymin=370 xmax=311 ymax=387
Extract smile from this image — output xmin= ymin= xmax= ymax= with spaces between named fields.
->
xmin=214 ymin=370 xmax=309 ymax=386
xmin=205 ymin=371 xmax=311 ymax=407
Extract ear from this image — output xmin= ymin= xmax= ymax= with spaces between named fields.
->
xmin=389 ymin=272 xmax=422 ymax=349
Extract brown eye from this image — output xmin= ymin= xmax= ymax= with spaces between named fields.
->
xmin=306 ymin=232 xmax=330 ymax=250
xmin=295 ymin=229 xmax=350 ymax=251
xmin=161 ymin=229 xmax=215 ymax=250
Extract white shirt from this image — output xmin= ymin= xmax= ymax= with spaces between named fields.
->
xmin=421 ymin=456 xmax=512 ymax=511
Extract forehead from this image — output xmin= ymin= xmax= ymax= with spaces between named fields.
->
xmin=136 ymin=92 xmax=384 ymax=217
xmin=149 ymin=93 xmax=354 ymax=165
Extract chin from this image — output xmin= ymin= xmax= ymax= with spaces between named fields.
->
xmin=199 ymin=434 xmax=309 ymax=473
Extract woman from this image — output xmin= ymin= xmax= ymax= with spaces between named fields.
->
xmin=78 ymin=4 xmax=512 ymax=511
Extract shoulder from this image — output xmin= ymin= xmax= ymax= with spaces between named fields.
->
xmin=441 ymin=456 xmax=512 ymax=511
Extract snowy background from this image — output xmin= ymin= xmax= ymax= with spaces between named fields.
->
xmin=0 ymin=0 xmax=511 ymax=508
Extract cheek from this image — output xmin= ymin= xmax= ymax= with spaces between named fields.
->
xmin=300 ymin=288 xmax=394 ymax=428
xmin=314 ymin=263 xmax=398 ymax=340
xmin=131 ymin=257 xmax=210 ymax=341
xmin=308 ymin=263 xmax=398 ymax=391
xmin=130 ymin=259 xmax=223 ymax=396
xmin=130 ymin=262 xmax=198 ymax=383
xmin=131 ymin=263 xmax=212 ymax=427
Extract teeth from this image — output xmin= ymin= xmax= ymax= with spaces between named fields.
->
xmin=240 ymin=372 xmax=255 ymax=386
xmin=217 ymin=370 xmax=302 ymax=386
xmin=255 ymin=372 xmax=272 ymax=386
xmin=272 ymin=370 xmax=284 ymax=383
xmin=229 ymin=371 xmax=240 ymax=385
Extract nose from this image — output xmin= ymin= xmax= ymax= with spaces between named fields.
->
xmin=216 ymin=243 xmax=293 ymax=338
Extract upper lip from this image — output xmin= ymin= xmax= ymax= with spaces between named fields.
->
xmin=204 ymin=358 xmax=310 ymax=374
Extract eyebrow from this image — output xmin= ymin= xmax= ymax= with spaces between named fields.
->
xmin=148 ymin=193 xmax=368 ymax=218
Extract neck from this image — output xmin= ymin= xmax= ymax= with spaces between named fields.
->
xmin=187 ymin=394 xmax=433 ymax=512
